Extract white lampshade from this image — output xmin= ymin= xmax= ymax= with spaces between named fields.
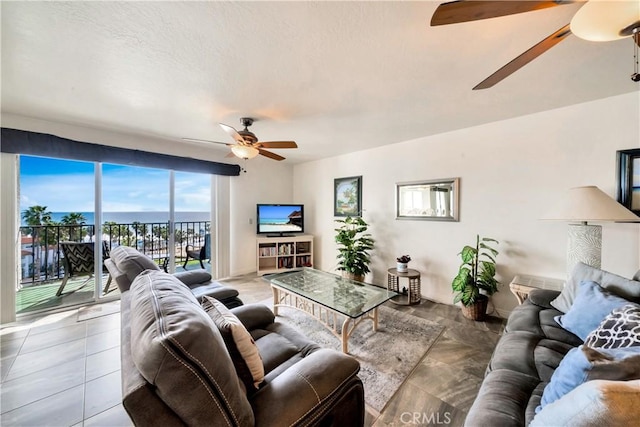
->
xmin=571 ymin=0 xmax=640 ymax=42
xmin=542 ymin=186 xmax=639 ymax=276
xmin=231 ymin=145 xmax=259 ymax=160
xmin=541 ymin=186 xmax=639 ymax=223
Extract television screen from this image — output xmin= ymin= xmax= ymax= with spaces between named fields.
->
xmin=257 ymin=204 xmax=304 ymax=235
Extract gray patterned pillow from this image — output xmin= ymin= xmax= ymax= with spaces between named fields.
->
xmin=584 ymin=304 xmax=640 ymax=349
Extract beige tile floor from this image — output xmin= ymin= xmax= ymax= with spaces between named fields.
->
xmin=1 ymin=273 xmax=505 ymax=427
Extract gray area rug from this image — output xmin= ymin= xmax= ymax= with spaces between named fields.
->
xmin=264 ymin=301 xmax=444 ymax=413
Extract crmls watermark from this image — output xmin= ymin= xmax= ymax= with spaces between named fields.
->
xmin=400 ymin=411 xmax=452 ymax=425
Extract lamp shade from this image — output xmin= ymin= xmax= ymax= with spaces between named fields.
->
xmin=571 ymin=0 xmax=640 ymax=42
xmin=541 ymin=186 xmax=640 ymax=222
xmin=231 ymin=145 xmax=259 ymax=160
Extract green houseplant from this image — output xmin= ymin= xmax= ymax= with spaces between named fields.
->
xmin=452 ymin=234 xmax=499 ymax=320
xmin=335 ymin=216 xmax=374 ymax=282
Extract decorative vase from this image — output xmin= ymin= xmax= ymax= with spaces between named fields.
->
xmin=397 ymin=262 xmax=408 ymax=273
xmin=460 ymin=294 xmax=488 ymax=321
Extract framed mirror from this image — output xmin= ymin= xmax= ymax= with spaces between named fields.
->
xmin=395 ymin=178 xmax=460 ymax=221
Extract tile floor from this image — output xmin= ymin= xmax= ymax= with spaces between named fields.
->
xmin=0 ymin=273 xmax=505 ymax=426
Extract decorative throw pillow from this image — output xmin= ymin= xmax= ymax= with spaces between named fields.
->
xmin=584 ymin=304 xmax=640 ymax=349
xmin=531 ymin=379 xmax=640 ymax=426
xmin=555 ymin=281 xmax=636 ymax=341
xmin=535 ymin=345 xmax=640 ymax=414
xmin=550 ymin=262 xmax=640 ymax=314
xmin=202 ymin=296 xmax=264 ymax=390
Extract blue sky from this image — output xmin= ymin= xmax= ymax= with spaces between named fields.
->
xmin=20 ymin=156 xmax=211 ymax=212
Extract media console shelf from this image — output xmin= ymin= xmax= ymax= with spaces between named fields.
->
xmin=256 ymin=234 xmax=314 ymax=275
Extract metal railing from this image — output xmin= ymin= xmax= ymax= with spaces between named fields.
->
xmin=19 ymin=221 xmax=210 ymax=285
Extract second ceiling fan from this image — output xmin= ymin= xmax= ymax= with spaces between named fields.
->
xmin=184 ymin=117 xmax=298 ymax=161
xmin=431 ymin=0 xmax=640 ymax=89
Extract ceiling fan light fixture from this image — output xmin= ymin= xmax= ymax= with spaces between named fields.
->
xmin=570 ymin=0 xmax=640 ymax=42
xmin=231 ymin=145 xmax=259 ymax=160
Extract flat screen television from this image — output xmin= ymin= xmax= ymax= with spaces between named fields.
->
xmin=257 ymin=204 xmax=304 ymax=235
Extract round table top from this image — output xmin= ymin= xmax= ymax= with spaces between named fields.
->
xmin=387 ymin=268 xmax=420 ymax=277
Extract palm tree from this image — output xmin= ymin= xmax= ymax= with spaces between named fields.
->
xmin=21 ymin=205 xmax=53 ymax=279
xmin=61 ymin=212 xmax=87 ymax=241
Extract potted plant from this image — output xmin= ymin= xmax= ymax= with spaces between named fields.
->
xmin=396 ymin=255 xmax=411 ymax=272
xmin=335 ymin=216 xmax=375 ymax=282
xmin=452 ymin=234 xmax=499 ymax=321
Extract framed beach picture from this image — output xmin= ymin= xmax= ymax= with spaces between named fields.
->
xmin=334 ymin=176 xmax=362 ymax=217
xmin=616 ymin=149 xmax=640 ymax=216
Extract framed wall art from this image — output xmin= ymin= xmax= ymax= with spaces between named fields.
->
xmin=616 ymin=148 xmax=640 ymax=216
xmin=334 ymin=176 xmax=362 ymax=217
xmin=396 ymin=178 xmax=460 ymax=221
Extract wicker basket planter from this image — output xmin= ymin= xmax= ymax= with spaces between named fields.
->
xmin=460 ymin=294 xmax=488 ymax=321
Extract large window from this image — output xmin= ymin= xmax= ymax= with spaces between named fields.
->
xmin=17 ymin=156 xmax=213 ymax=315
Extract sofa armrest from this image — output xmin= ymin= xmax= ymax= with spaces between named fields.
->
xmin=251 ymin=349 xmax=361 ymax=427
xmin=231 ymin=304 xmax=275 ymax=330
xmin=173 ymin=270 xmax=212 ymax=286
xmin=528 ymin=289 xmax=561 ymax=309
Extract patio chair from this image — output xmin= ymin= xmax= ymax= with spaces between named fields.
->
xmin=56 ymin=241 xmax=112 ymax=296
xmin=183 ymin=234 xmax=210 ymax=269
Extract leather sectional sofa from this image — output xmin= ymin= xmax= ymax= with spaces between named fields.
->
xmin=105 ymin=245 xmax=243 ymax=308
xmin=119 ymin=265 xmax=365 ymax=426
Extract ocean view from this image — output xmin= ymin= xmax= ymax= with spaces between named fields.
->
xmin=21 ymin=211 xmax=210 ymax=226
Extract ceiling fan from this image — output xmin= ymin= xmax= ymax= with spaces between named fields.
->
xmin=430 ymin=0 xmax=640 ymax=90
xmin=183 ymin=117 xmax=298 ymax=161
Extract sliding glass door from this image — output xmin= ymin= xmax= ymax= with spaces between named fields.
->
xmin=18 ymin=156 xmax=97 ymax=313
xmin=17 ymin=156 xmax=214 ymax=314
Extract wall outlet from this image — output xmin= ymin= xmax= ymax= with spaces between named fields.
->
xmin=249 ymin=218 xmax=253 ymax=225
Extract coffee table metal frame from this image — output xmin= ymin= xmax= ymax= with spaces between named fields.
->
xmin=268 ymin=268 xmax=398 ymax=353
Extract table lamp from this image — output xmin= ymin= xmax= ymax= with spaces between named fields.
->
xmin=541 ymin=186 xmax=639 ymax=276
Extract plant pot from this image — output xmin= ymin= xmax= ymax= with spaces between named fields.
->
xmin=342 ymin=271 xmax=365 ymax=282
xmin=397 ymin=262 xmax=408 ymax=273
xmin=460 ymin=294 xmax=488 ymax=321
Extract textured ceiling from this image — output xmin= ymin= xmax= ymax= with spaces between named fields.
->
xmin=2 ymin=1 xmax=639 ymax=163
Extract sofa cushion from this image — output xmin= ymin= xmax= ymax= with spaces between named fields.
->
xmin=488 ymin=332 xmax=574 ymax=382
xmin=505 ymin=293 xmax=582 ymax=347
xmin=129 ymin=270 xmax=254 ymax=426
xmin=463 ymin=369 xmax=541 ymax=427
xmin=585 ymin=304 xmax=640 ymax=349
xmin=551 ymin=262 xmax=640 ymax=313
xmin=531 ymin=379 xmax=640 ymax=427
xmin=536 ymin=345 xmax=640 ymax=413
xmin=555 ymin=281 xmax=639 ymax=341
xmin=202 ymin=296 xmax=264 ymax=391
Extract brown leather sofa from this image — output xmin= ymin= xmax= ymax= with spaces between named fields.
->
xmin=120 ymin=269 xmax=365 ymax=426
xmin=105 ymin=245 xmax=243 ymax=308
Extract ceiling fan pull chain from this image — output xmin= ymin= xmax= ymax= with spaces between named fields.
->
xmin=632 ymin=31 xmax=639 ymax=82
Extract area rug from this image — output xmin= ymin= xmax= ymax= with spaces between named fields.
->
xmin=262 ymin=300 xmax=444 ymax=413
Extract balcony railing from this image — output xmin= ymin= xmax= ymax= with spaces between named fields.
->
xmin=19 ymin=221 xmax=210 ymax=285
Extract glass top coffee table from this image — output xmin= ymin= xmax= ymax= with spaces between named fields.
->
xmin=267 ymin=268 xmax=398 ymax=353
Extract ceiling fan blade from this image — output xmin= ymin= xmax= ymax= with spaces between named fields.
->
xmin=257 ymin=141 xmax=298 ymax=149
xmin=473 ymin=24 xmax=571 ymax=90
xmin=219 ymin=123 xmax=246 ymax=144
xmin=182 ymin=137 xmax=232 ymax=146
xmin=257 ymin=148 xmax=285 ymax=161
xmin=430 ymin=1 xmax=573 ymax=26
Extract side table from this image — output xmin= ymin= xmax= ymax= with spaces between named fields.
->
xmin=387 ymin=268 xmax=421 ymax=305
xmin=509 ymin=274 xmax=565 ymax=305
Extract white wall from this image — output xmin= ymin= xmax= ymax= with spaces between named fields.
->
xmin=294 ymin=92 xmax=640 ymax=317
xmin=229 ymin=159 xmax=293 ymax=276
